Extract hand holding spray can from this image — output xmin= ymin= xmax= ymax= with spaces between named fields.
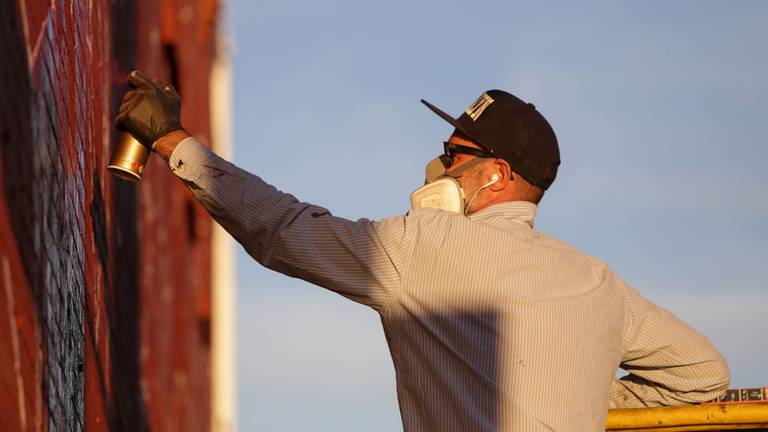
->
xmin=110 ymin=70 xmax=183 ymax=181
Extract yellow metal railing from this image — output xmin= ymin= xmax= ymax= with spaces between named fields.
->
xmin=606 ymin=402 xmax=768 ymax=431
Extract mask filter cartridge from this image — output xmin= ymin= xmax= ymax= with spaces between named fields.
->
xmin=410 ymin=177 xmax=466 ymax=213
xmin=411 ymin=156 xmax=498 ymax=215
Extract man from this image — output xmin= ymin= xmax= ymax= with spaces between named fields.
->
xmin=116 ymin=71 xmax=729 ymax=431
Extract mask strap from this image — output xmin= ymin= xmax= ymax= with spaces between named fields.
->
xmin=445 ymin=157 xmax=491 ymax=178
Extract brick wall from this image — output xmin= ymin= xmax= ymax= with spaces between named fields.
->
xmin=0 ymin=0 xmax=219 ymax=430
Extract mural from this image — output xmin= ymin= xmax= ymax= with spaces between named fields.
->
xmin=0 ymin=0 xmax=219 ymax=430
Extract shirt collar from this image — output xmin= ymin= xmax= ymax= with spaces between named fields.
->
xmin=468 ymin=201 xmax=538 ymax=229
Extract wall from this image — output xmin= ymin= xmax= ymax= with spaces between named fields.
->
xmin=0 ymin=0 xmax=219 ymax=430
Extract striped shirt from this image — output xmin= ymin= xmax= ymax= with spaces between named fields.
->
xmin=170 ymin=137 xmax=729 ymax=431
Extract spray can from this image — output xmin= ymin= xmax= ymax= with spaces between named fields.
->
xmin=107 ymin=132 xmax=149 ymax=182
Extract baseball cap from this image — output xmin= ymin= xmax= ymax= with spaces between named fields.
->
xmin=421 ymin=90 xmax=560 ymax=191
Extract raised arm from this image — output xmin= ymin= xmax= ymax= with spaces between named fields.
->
xmin=116 ymin=71 xmax=411 ymax=311
xmin=175 ymin=136 xmax=413 ymax=309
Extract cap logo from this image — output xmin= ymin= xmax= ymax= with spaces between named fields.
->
xmin=465 ymin=93 xmax=494 ymax=121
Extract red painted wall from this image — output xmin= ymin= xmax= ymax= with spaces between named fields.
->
xmin=0 ymin=0 xmax=218 ymax=430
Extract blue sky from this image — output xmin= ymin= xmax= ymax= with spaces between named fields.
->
xmin=228 ymin=1 xmax=767 ymax=430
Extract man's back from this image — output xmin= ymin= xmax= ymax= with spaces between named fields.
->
xmin=380 ymin=203 xmax=625 ymax=430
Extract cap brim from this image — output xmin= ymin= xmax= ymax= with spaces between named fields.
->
xmin=420 ymin=99 xmax=473 ymax=139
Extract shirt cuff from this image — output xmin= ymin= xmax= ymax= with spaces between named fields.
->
xmin=168 ymin=136 xmax=213 ymax=183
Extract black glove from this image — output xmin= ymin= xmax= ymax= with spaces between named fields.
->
xmin=115 ymin=70 xmax=183 ymax=148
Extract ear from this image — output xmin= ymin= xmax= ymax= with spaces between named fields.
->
xmin=488 ymin=159 xmax=512 ymax=192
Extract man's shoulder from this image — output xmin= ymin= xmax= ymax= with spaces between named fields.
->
xmin=527 ymin=230 xmax=606 ymax=268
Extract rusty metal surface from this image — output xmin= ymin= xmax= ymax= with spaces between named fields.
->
xmin=0 ymin=0 xmax=218 ymax=430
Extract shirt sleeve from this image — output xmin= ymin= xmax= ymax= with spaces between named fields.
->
xmin=167 ymin=137 xmax=412 ymax=311
xmin=609 ymin=286 xmax=730 ymax=408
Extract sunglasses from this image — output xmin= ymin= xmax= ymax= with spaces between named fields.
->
xmin=441 ymin=142 xmax=496 ymax=167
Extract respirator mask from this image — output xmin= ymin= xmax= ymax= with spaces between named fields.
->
xmin=410 ymin=155 xmax=499 ymax=215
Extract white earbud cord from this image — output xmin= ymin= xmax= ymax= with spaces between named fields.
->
xmin=464 ymin=174 xmax=499 ymax=215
